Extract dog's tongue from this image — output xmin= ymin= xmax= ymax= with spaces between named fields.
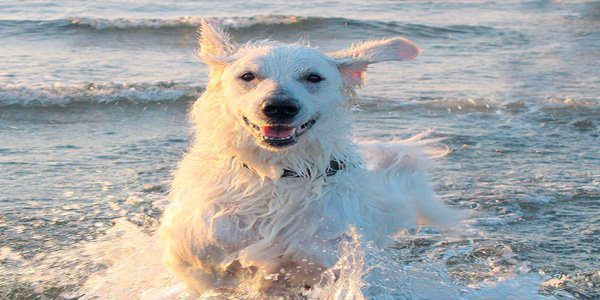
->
xmin=261 ymin=125 xmax=296 ymax=138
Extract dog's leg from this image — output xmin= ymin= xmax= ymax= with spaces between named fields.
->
xmin=162 ymin=243 xmax=241 ymax=297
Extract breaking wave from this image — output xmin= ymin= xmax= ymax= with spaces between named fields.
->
xmin=1 ymin=15 xmax=497 ymax=39
xmin=65 ymin=15 xmax=494 ymax=37
xmin=67 ymin=15 xmax=303 ymax=30
xmin=0 ymin=82 xmax=203 ymax=107
xmin=2 ymin=81 xmax=597 ymax=118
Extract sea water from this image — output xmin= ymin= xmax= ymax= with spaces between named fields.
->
xmin=0 ymin=1 xmax=598 ymax=299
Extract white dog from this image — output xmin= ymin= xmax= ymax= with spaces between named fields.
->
xmin=160 ymin=19 xmax=457 ymax=297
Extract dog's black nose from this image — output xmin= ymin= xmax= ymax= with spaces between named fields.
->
xmin=261 ymin=98 xmax=300 ymax=121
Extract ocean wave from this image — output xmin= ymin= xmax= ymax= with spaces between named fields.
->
xmin=66 ymin=15 xmax=494 ymax=37
xmin=0 ymin=82 xmax=204 ymax=107
xmin=67 ymin=15 xmax=305 ymax=30
xmin=0 ymin=15 xmax=496 ymax=39
xmin=541 ymin=97 xmax=599 ymax=109
xmin=3 ymin=83 xmax=597 ymax=115
xmin=357 ymin=97 xmax=599 ymax=116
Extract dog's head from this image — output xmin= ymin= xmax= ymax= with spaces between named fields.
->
xmin=197 ymin=19 xmax=420 ymax=152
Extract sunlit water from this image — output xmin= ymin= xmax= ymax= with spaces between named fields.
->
xmin=1 ymin=1 xmax=598 ymax=299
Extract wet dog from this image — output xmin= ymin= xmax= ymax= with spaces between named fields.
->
xmin=160 ymin=19 xmax=457 ymax=297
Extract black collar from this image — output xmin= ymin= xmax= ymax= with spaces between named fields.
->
xmin=281 ymin=160 xmax=346 ymax=178
xmin=242 ymin=160 xmax=346 ymax=178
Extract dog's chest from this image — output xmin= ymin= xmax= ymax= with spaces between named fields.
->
xmin=210 ymin=178 xmax=330 ymax=250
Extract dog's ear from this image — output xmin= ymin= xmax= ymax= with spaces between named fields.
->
xmin=199 ymin=18 xmax=237 ymax=68
xmin=329 ymin=37 xmax=420 ymax=88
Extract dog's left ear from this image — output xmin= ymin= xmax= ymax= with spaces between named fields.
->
xmin=199 ymin=18 xmax=237 ymax=68
xmin=329 ymin=37 xmax=420 ymax=88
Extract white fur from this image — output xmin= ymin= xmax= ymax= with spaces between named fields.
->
xmin=160 ymin=19 xmax=457 ymax=297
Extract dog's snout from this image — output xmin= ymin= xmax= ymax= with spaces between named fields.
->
xmin=261 ymin=98 xmax=300 ymax=121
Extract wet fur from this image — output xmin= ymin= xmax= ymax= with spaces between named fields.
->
xmin=160 ymin=19 xmax=457 ymax=297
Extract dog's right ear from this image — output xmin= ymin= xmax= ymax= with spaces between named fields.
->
xmin=199 ymin=19 xmax=237 ymax=68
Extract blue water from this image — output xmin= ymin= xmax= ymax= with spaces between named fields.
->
xmin=0 ymin=1 xmax=598 ymax=299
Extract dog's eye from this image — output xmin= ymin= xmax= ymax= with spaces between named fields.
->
xmin=306 ymin=73 xmax=323 ymax=83
xmin=240 ymin=72 xmax=256 ymax=82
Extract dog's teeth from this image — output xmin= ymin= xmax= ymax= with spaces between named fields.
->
xmin=263 ymin=135 xmax=294 ymax=141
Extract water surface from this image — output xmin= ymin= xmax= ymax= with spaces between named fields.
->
xmin=1 ymin=0 xmax=598 ymax=299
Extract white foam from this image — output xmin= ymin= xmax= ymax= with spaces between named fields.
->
xmin=68 ymin=15 xmax=305 ymax=30
xmin=542 ymin=97 xmax=599 ymax=108
xmin=519 ymin=194 xmax=553 ymax=205
xmin=0 ymin=82 xmax=202 ymax=106
xmin=77 ymin=219 xmax=183 ymax=300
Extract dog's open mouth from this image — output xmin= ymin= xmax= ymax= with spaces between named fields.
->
xmin=242 ymin=116 xmax=317 ymax=148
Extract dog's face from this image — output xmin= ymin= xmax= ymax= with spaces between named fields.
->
xmin=221 ymin=45 xmax=343 ymax=149
xmin=198 ymin=20 xmax=420 ymax=151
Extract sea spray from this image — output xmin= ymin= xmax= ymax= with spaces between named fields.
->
xmin=306 ymin=226 xmax=366 ymax=300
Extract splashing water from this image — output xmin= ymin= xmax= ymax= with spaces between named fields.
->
xmin=53 ymin=221 xmax=553 ymax=300
xmin=306 ymin=226 xmax=366 ymax=300
xmin=76 ymin=223 xmax=370 ymax=299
